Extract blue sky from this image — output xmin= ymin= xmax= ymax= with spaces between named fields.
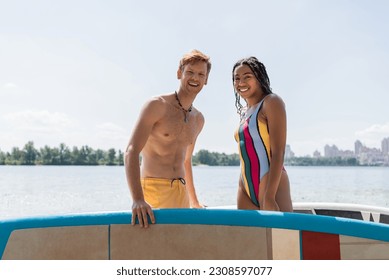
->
xmin=1 ymin=0 xmax=389 ymax=156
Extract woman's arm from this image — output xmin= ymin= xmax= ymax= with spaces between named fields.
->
xmin=260 ymin=95 xmax=287 ymax=211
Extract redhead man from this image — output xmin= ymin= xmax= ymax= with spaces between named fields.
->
xmin=125 ymin=50 xmax=211 ymax=227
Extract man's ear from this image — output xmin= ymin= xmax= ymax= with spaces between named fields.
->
xmin=177 ymin=68 xmax=182 ymax=79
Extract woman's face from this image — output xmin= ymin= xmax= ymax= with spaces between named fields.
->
xmin=233 ymin=64 xmax=263 ymax=102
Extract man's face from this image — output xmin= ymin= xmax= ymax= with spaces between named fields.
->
xmin=177 ymin=61 xmax=208 ymax=94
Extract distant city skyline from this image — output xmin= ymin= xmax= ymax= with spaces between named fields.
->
xmin=287 ymin=136 xmax=389 ymax=166
xmin=288 ymin=136 xmax=389 ymax=156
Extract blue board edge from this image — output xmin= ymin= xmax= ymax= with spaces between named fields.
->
xmin=1 ymin=209 xmax=389 ymax=259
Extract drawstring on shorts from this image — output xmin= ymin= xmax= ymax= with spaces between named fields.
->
xmin=170 ymin=177 xmax=186 ymax=188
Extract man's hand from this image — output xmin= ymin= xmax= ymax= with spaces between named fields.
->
xmin=191 ymin=201 xmax=206 ymax=208
xmin=131 ymin=200 xmax=156 ymax=228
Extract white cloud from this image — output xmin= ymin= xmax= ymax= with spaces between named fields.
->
xmin=0 ymin=112 xmax=130 ymax=151
xmin=96 ymin=122 xmax=127 ymax=139
xmin=2 ymin=82 xmax=18 ymax=89
xmin=0 ymin=82 xmax=22 ymax=97
xmin=94 ymin=122 xmax=128 ymax=150
xmin=3 ymin=110 xmax=77 ymax=133
xmin=356 ymin=123 xmax=389 ymax=136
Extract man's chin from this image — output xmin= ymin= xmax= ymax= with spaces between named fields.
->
xmin=188 ymin=86 xmax=203 ymax=94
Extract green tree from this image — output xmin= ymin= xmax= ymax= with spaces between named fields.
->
xmin=195 ymin=149 xmax=216 ymax=165
xmin=193 ymin=150 xmax=240 ymax=166
xmin=77 ymin=145 xmax=95 ymax=165
xmin=107 ymin=148 xmax=116 ymax=165
xmin=7 ymin=147 xmax=23 ymax=165
xmin=117 ymin=150 xmax=124 ymax=165
xmin=0 ymin=149 xmax=5 ymax=165
xmin=95 ymin=149 xmax=106 ymax=165
xmin=71 ymin=146 xmax=81 ymax=165
xmin=58 ymin=143 xmax=72 ymax=165
xmin=22 ymin=141 xmax=38 ymax=165
xmin=40 ymin=145 xmax=53 ymax=165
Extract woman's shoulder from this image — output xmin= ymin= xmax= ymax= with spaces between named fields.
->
xmin=264 ymin=93 xmax=285 ymax=108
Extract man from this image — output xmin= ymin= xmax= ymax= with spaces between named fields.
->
xmin=125 ymin=50 xmax=211 ymax=228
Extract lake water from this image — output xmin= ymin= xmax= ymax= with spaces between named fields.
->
xmin=1 ymin=165 xmax=389 ymax=219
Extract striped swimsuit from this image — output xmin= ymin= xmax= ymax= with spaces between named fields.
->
xmin=235 ymin=99 xmax=271 ymax=207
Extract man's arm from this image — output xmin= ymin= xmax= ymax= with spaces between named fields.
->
xmin=184 ymin=113 xmax=205 ymax=208
xmin=124 ymin=98 xmax=163 ymax=227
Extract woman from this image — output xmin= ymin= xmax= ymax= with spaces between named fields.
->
xmin=233 ymin=57 xmax=292 ymax=212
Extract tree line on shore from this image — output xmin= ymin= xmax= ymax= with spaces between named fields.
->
xmin=0 ymin=141 xmax=124 ymax=166
xmin=0 ymin=142 xmax=241 ymax=166
xmin=0 ymin=141 xmax=360 ymax=166
xmin=192 ymin=150 xmax=360 ymax=166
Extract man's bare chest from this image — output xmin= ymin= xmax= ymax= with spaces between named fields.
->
xmin=151 ymin=111 xmax=198 ymax=144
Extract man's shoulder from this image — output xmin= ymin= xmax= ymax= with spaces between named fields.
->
xmin=138 ymin=96 xmax=169 ymax=121
xmin=191 ymin=105 xmax=203 ymax=115
xmin=143 ymin=95 xmax=168 ymax=110
xmin=191 ymin=107 xmax=205 ymax=125
xmin=147 ymin=95 xmax=165 ymax=104
xmin=147 ymin=93 xmax=175 ymax=106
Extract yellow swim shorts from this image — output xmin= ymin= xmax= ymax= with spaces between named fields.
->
xmin=141 ymin=177 xmax=190 ymax=208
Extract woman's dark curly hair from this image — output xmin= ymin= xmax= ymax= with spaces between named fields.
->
xmin=232 ymin=56 xmax=273 ymax=117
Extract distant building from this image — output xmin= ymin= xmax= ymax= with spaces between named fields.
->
xmin=359 ymin=147 xmax=386 ymax=166
xmin=324 ymin=144 xmax=355 ymax=159
xmin=313 ymin=150 xmax=321 ymax=158
xmin=285 ymin=144 xmax=295 ymax=159
xmin=324 ymin=144 xmax=339 ymax=157
xmin=382 ymin=138 xmax=389 ymax=155
xmin=354 ymin=139 xmax=388 ymax=166
xmin=355 ymin=140 xmax=363 ymax=156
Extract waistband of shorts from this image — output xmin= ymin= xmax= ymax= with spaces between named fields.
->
xmin=141 ymin=177 xmax=186 ymax=187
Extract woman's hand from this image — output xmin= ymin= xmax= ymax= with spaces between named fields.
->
xmin=261 ymin=195 xmax=280 ymax=211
